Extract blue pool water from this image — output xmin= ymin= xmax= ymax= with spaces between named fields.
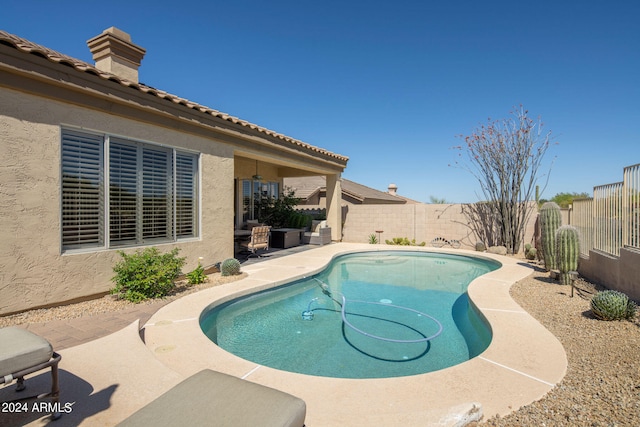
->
xmin=200 ymin=251 xmax=500 ymax=379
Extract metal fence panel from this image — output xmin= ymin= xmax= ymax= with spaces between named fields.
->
xmin=593 ymin=182 xmax=623 ymax=256
xmin=572 ymin=198 xmax=593 ymax=257
xmin=623 ymin=163 xmax=640 ymax=250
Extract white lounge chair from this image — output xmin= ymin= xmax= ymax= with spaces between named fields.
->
xmin=116 ymin=369 xmax=306 ymax=426
xmin=0 ymin=327 xmax=62 ymax=420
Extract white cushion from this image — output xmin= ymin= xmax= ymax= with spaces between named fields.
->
xmin=0 ymin=327 xmax=53 ymax=377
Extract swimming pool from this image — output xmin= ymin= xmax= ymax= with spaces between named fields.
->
xmin=200 ymin=251 xmax=500 ymax=378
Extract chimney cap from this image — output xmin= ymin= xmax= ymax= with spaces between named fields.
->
xmin=87 ymin=27 xmax=146 ymax=82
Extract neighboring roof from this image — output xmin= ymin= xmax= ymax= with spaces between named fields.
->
xmin=283 ymin=176 xmax=325 ymax=199
xmin=0 ymin=30 xmax=348 ymax=164
xmin=341 ymin=179 xmax=407 ymax=204
xmin=284 ymin=176 xmax=409 ymax=204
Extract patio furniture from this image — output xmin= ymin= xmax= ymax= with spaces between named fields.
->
xmin=0 ymin=327 xmax=62 ymax=420
xmin=240 ymin=225 xmax=270 ymax=257
xmin=271 ymin=228 xmax=303 ymax=249
xmin=116 ymin=369 xmax=306 ymax=427
xmin=302 ymin=220 xmax=331 ymax=245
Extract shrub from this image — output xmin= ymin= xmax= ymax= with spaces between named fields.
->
xmin=368 ymin=234 xmax=378 ymax=244
xmin=111 ymin=247 xmax=185 ymax=303
xmin=186 ymin=257 xmax=207 ymax=285
xmin=385 ymin=237 xmax=426 ymax=246
xmin=221 ymin=258 xmax=241 ymax=276
xmin=259 ymin=188 xmax=298 ymax=228
xmin=287 ymin=212 xmax=312 ymax=229
xmin=591 ymin=290 xmax=637 ymax=321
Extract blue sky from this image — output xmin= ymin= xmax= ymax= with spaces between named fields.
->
xmin=3 ymin=0 xmax=639 ymax=203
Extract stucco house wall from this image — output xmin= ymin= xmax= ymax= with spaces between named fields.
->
xmin=0 ymin=87 xmax=234 ymax=314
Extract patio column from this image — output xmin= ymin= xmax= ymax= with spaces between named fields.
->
xmin=325 ymin=173 xmax=342 ymax=241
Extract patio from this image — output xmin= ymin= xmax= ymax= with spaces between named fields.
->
xmin=1 ymin=243 xmax=567 ymax=426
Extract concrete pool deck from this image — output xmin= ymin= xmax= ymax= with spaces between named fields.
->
xmin=1 ymin=243 xmax=567 ymax=426
xmin=142 ymin=243 xmax=567 ymax=426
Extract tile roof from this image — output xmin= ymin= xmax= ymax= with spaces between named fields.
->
xmin=284 ymin=176 xmax=409 ymax=204
xmin=341 ymin=179 xmax=409 ymax=203
xmin=0 ymin=30 xmax=349 ymax=164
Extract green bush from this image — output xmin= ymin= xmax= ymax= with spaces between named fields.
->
xmin=385 ymin=237 xmax=426 ymax=246
xmin=259 ymin=188 xmax=298 ymax=228
xmin=221 ymin=258 xmax=241 ymax=276
xmin=287 ymin=212 xmax=312 ymax=229
xmin=111 ymin=247 xmax=185 ymax=303
xmin=368 ymin=234 xmax=378 ymax=244
xmin=590 ymin=290 xmax=637 ymax=321
xmin=186 ymin=258 xmax=207 ymax=285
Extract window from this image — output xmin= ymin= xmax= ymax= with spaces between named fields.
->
xmin=61 ymin=130 xmax=104 ymax=249
xmin=175 ymin=153 xmax=198 ymax=238
xmin=61 ymin=129 xmax=199 ymax=251
xmin=240 ymin=179 xmax=279 ymax=222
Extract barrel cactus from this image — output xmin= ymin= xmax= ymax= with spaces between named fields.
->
xmin=591 ymin=290 xmax=637 ymax=321
xmin=555 ymin=225 xmax=580 ymax=285
xmin=524 ymin=243 xmax=537 ymax=260
xmin=539 ymin=202 xmax=562 ymax=271
xmin=221 ymin=258 xmax=241 ymax=276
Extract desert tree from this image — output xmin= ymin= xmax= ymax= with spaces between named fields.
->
xmin=454 ymin=106 xmax=555 ymax=254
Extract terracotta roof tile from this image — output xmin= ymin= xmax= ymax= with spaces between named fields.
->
xmin=0 ymin=30 xmax=348 ymax=164
xmin=284 ymin=177 xmax=408 ymax=204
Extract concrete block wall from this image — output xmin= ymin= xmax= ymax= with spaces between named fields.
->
xmin=342 ymin=203 xmax=537 ymax=251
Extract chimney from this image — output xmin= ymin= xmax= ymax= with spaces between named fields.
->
xmin=388 ymin=183 xmax=398 ymax=196
xmin=87 ymin=27 xmax=146 ymax=83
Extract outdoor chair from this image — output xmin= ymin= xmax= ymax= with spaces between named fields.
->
xmin=302 ymin=220 xmax=331 ymax=245
xmin=240 ymin=225 xmax=270 ymax=257
xmin=0 ymin=326 xmax=62 ymax=420
xmin=116 ymin=369 xmax=306 ymax=427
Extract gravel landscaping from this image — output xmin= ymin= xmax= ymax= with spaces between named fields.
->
xmin=1 ymin=262 xmax=638 ymax=426
xmin=478 ymin=265 xmax=640 ymax=426
xmin=0 ymin=271 xmax=246 ymax=327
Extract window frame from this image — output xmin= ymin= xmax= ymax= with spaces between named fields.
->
xmin=61 ymin=128 xmax=200 ymax=254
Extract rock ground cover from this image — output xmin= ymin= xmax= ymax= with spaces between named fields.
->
xmin=0 ymin=272 xmax=246 ymax=326
xmin=477 ymin=266 xmax=640 ymax=426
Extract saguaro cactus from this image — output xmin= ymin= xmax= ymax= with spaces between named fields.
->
xmin=539 ymin=202 xmax=562 ymax=271
xmin=555 ymin=225 xmax=580 ymax=285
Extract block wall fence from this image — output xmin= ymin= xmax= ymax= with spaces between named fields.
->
xmin=340 ymin=203 xmax=537 ymax=252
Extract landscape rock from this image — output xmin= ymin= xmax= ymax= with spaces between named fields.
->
xmin=487 ymin=245 xmax=508 ymax=255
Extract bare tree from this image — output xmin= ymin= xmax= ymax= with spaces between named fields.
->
xmin=454 ymin=107 xmax=554 ymax=254
xmin=461 ymin=201 xmax=501 ymax=248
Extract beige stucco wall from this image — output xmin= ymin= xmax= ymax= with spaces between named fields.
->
xmin=0 ymin=87 xmax=235 ymax=315
xmin=341 ymin=203 xmax=537 ymax=252
xmin=579 ymin=249 xmax=640 ymax=301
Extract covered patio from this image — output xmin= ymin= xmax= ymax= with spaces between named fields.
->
xmin=232 ymin=151 xmax=347 ymax=254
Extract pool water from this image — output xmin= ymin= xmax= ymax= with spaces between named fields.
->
xmin=200 ymin=251 xmax=500 ymax=379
